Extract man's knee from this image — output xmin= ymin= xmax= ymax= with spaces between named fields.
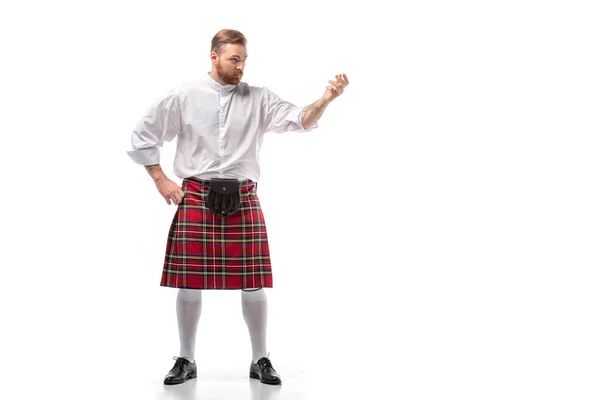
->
xmin=178 ymin=288 xmax=202 ymax=302
xmin=241 ymin=287 xmax=266 ymax=302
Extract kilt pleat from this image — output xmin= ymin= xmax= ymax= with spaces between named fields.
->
xmin=160 ymin=177 xmax=273 ymax=289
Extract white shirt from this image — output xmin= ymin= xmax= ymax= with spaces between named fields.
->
xmin=127 ymin=72 xmax=317 ymax=181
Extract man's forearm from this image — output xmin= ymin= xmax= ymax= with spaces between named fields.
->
xmin=145 ymin=164 xmax=167 ymax=183
xmin=301 ymin=97 xmax=329 ymax=129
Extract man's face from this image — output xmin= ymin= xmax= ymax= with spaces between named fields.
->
xmin=214 ymin=44 xmax=247 ymax=85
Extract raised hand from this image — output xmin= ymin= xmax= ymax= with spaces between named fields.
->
xmin=322 ymin=73 xmax=349 ymax=104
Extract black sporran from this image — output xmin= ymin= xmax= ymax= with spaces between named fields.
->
xmin=207 ymin=178 xmax=241 ymax=217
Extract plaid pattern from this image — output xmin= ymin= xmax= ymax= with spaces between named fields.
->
xmin=160 ymin=177 xmax=273 ymax=289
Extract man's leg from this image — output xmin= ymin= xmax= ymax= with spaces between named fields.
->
xmin=177 ymin=288 xmax=202 ymax=361
xmin=241 ymin=288 xmax=268 ymax=362
xmin=242 ymin=288 xmax=281 ymax=385
xmin=164 ymin=288 xmax=202 ymax=385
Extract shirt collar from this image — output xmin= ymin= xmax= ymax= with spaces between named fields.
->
xmin=204 ymin=71 xmax=237 ymax=93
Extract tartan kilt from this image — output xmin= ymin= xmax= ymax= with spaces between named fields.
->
xmin=160 ymin=177 xmax=273 ymax=289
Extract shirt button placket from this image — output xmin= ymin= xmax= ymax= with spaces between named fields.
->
xmin=218 ymin=91 xmax=226 ymax=177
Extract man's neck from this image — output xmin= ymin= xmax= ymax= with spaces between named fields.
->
xmin=209 ymin=71 xmax=228 ymax=86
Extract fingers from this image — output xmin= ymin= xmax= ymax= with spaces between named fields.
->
xmin=166 ymin=195 xmax=180 ymax=205
xmin=156 ymin=177 xmax=185 ymax=206
xmin=164 ymin=188 xmax=185 ymax=205
xmin=174 ymin=192 xmax=183 ymax=204
xmin=172 ymin=189 xmax=184 ymax=205
xmin=333 ymin=74 xmax=349 ymax=89
xmin=328 ymin=72 xmax=348 ymax=88
xmin=339 ymin=73 xmax=349 ymax=86
xmin=328 ymin=80 xmax=343 ymax=95
xmin=336 ymin=74 xmax=349 ymax=89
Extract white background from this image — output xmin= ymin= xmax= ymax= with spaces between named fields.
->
xmin=1 ymin=0 xmax=599 ymax=399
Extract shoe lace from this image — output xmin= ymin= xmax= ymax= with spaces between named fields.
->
xmin=259 ymin=354 xmax=274 ymax=370
xmin=171 ymin=356 xmax=188 ymax=371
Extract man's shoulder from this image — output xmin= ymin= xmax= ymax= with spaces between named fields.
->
xmin=173 ymin=79 xmax=205 ymax=94
xmin=241 ymin=81 xmax=264 ymax=89
xmin=246 ymin=83 xmax=282 ymax=100
xmin=236 ymin=81 xmax=266 ymax=96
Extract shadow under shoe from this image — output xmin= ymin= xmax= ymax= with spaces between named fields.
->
xmin=164 ymin=356 xmax=197 ymax=385
xmin=249 ymin=357 xmax=282 ymax=385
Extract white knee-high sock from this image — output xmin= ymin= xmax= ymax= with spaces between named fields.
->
xmin=176 ymin=289 xmax=202 ymax=363
xmin=241 ymin=288 xmax=268 ymax=363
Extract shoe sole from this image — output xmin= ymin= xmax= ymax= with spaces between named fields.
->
xmin=250 ymin=372 xmax=282 ymax=385
xmin=164 ymin=373 xmax=197 ymax=385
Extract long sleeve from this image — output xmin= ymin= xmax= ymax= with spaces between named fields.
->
xmin=127 ymin=89 xmax=182 ymax=165
xmin=260 ymin=88 xmax=318 ymax=134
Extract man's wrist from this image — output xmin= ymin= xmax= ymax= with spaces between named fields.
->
xmin=145 ymin=164 xmax=167 ymax=183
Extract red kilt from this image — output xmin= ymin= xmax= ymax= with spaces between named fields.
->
xmin=160 ymin=177 xmax=273 ymax=289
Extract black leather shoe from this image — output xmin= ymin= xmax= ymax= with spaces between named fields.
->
xmin=164 ymin=356 xmax=197 ymax=385
xmin=250 ymin=357 xmax=282 ymax=385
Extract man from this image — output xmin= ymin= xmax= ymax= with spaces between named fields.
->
xmin=127 ymin=29 xmax=348 ymax=386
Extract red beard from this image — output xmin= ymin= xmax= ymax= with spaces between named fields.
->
xmin=217 ymin=62 xmax=242 ymax=85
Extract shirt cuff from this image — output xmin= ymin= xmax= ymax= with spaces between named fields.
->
xmin=127 ymin=148 xmax=160 ymax=165
xmin=285 ymin=106 xmax=318 ymax=130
